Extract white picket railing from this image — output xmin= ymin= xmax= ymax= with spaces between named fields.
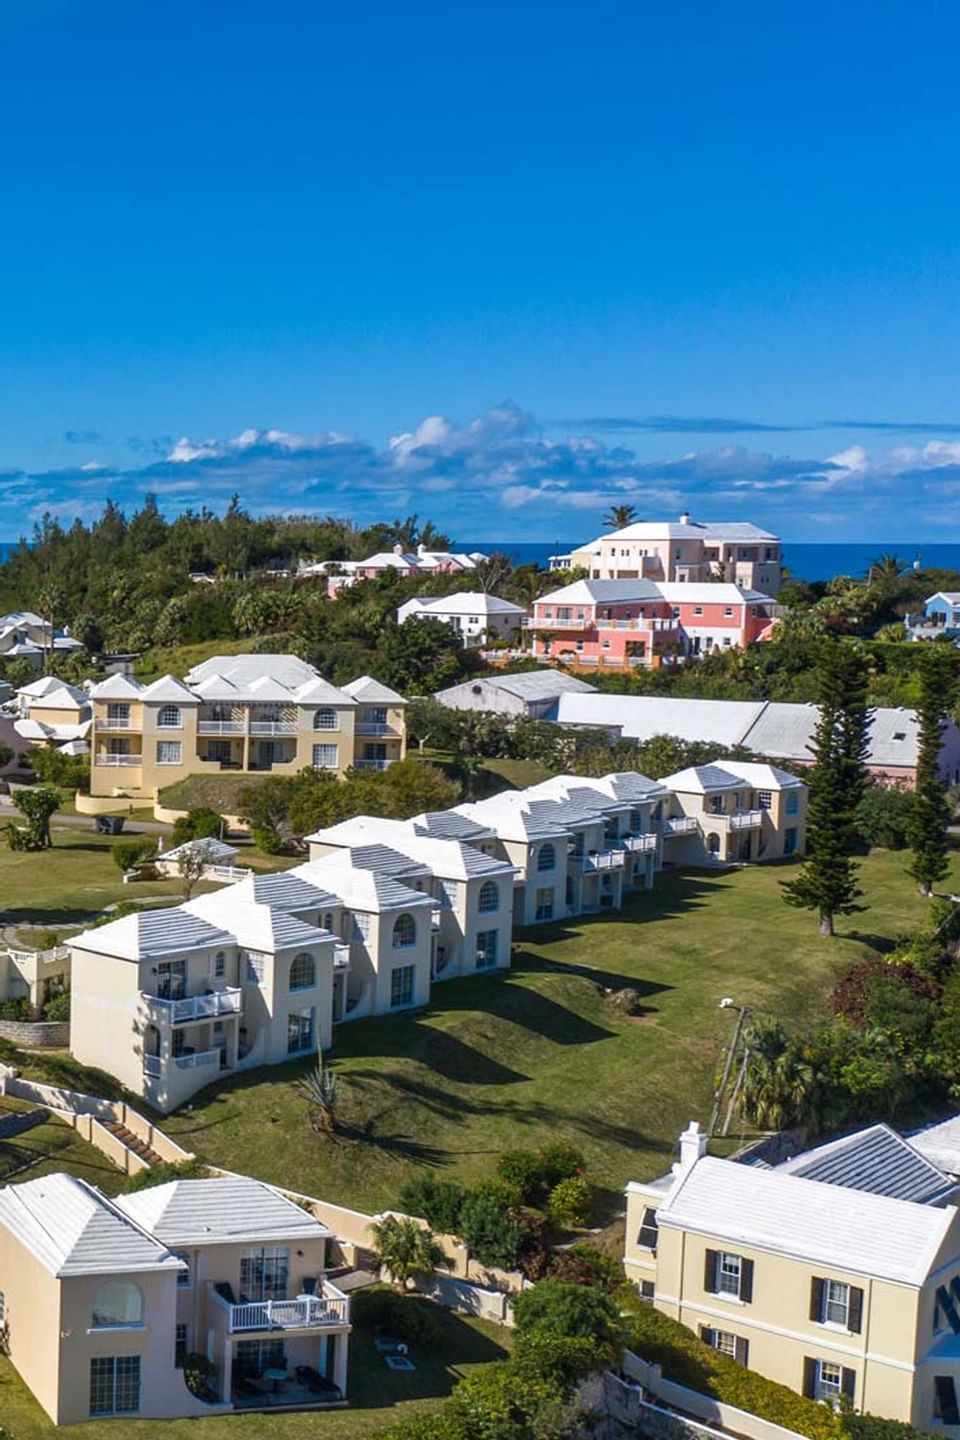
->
xmin=143 ymin=989 xmax=242 ymax=1025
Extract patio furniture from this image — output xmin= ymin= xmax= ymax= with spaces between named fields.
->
xmin=373 ymin=1336 xmax=408 ymax=1354
xmin=295 ymin=1365 xmax=341 ymax=1396
xmin=262 ymin=1366 xmax=288 ymax=1394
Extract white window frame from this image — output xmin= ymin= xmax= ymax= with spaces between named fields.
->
xmin=815 ymin=1360 xmax=843 ymax=1404
xmin=89 ymin=1355 xmax=141 ymax=1418
xmin=713 ymin=1329 xmax=738 ymax=1358
xmin=823 ymin=1280 xmax=850 ymax=1327
xmin=313 ymin=708 xmax=339 ymax=731
xmin=390 ymin=964 xmax=415 ymax=1008
xmin=717 ymin=1252 xmax=742 ymax=1297
xmin=157 ymin=705 xmax=182 ymax=729
xmin=757 ymin=790 xmax=773 ymax=810
xmin=476 ymin=929 xmax=498 ymax=969
xmin=478 ymin=881 xmax=499 ymax=913
xmin=245 ymin=952 xmax=266 ymax=986
xmin=534 ymin=887 xmax=554 ymax=921
xmin=312 ymin=743 xmax=339 ymax=770
xmin=156 ymin=739 xmax=182 ymax=765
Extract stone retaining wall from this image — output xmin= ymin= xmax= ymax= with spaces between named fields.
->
xmin=0 ymin=1019 xmax=70 ymax=1047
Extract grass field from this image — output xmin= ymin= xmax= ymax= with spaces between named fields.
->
xmin=0 ymin=1096 xmax=122 ymax=1193
xmin=159 ymin=848 xmax=954 ymax=1216
xmin=158 ymin=771 xmax=274 ymax=815
xmin=0 ymin=1303 xmax=509 ymax=1440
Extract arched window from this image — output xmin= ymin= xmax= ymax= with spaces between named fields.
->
xmin=707 ymin=832 xmax=721 ymax=855
xmin=478 ymin=881 xmax=499 ymax=913
xmin=537 ymin=843 xmax=556 ymax=872
xmin=323 ymin=912 xmax=334 ymax=932
xmin=392 ymin=913 xmax=416 ymax=948
xmin=157 ymin=705 xmax=182 ymax=729
xmin=213 ymin=950 xmax=226 ymax=979
xmin=313 ymin=708 xmax=337 ymax=731
xmin=92 ymin=1281 xmax=143 ymax=1329
xmin=289 ymin=952 xmax=316 ymax=991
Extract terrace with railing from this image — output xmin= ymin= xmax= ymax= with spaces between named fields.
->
xmin=141 ymin=988 xmax=243 ymax=1026
xmin=210 ymin=1279 xmax=351 ymax=1335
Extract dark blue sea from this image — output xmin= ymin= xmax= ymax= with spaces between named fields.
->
xmin=2 ymin=537 xmax=959 ymax=583
xmin=460 ymin=541 xmax=960 ymax=583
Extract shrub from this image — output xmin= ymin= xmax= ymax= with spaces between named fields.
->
xmin=547 ymin=1175 xmax=592 ymax=1227
xmin=513 ymin=1279 xmax=621 ymax=1361
xmin=458 ymin=1189 xmax=529 ymax=1271
xmin=0 ymin=1036 xmax=20 ymax=1064
xmin=42 ymin=990 xmax=70 ymax=1021
xmin=855 ymin=784 xmax=914 ymax=850
xmin=123 ymin=1158 xmax=210 ymax=1192
xmin=171 ymin=806 xmax=224 ymax=845
xmin=0 ymin=999 xmax=30 ymax=1022
xmin=510 ymin=1332 xmax=602 ymax=1387
xmin=111 ymin=838 xmax=156 ymax=872
xmin=448 ymin=1362 xmax=575 ymax=1440
xmin=182 ymin=1351 xmax=217 ymax=1399
xmin=398 ymin=1175 xmax=467 ymax=1235
xmin=547 ymin=1243 xmax=621 ymax=1291
xmin=624 ymin=1295 xmax=842 ymax=1440
xmin=496 ymin=1142 xmax=585 ymax=1206
xmin=352 ymin=1288 xmax=443 ymax=1346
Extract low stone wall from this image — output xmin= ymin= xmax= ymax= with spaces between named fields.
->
xmin=0 ymin=1018 xmax=69 ymax=1047
xmin=74 ymin=791 xmax=149 ymax=815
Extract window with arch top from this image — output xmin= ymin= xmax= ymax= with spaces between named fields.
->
xmin=289 ymin=952 xmax=316 ymax=991
xmin=157 ymin=705 xmax=182 ymax=729
xmin=92 ymin=1281 xmax=144 ymax=1329
xmin=392 ymin=913 xmax=416 ymax=949
xmin=537 ymin=842 xmax=556 ymax=872
xmin=313 ymin=708 xmax=338 ymax=731
xmin=478 ymin=880 xmax=499 ymax=913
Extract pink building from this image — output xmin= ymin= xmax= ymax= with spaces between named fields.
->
xmin=526 ymin=579 xmax=778 ymax=670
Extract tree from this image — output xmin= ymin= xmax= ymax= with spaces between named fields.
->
xmin=512 ymin=1279 xmax=622 ymax=1358
xmin=379 ymin=617 xmax=473 ymax=695
xmin=238 ymin=775 xmax=298 ymax=852
xmin=782 ymin=642 xmax=870 ymax=935
xmin=293 ymin=1051 xmax=339 ymax=1133
xmin=171 ymin=806 xmax=224 ymax=846
xmin=6 ymin=784 xmax=61 ymax=850
xmin=907 ymin=646 xmax=959 ymax=896
xmin=603 ymin=504 xmax=638 ymax=530
xmin=856 ymin=783 xmax=914 ymax=850
xmin=457 ymin=1188 xmax=529 ymax=1270
xmin=868 ymin=553 xmax=907 ymax=585
xmin=737 ymin=1017 xmax=814 ymax=1130
xmin=176 ymin=839 xmax=218 ymax=900
xmin=370 ymin=1216 xmax=451 ymax=1292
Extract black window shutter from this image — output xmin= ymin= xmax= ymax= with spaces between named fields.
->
xmin=841 ymin=1368 xmax=856 ymax=1403
xmin=704 ymin=1250 xmax=719 ymax=1292
xmin=935 ymin=1376 xmax=960 ymax=1426
xmin=735 ymin=1336 xmax=749 ymax=1367
xmin=848 ymin=1286 xmax=864 ymax=1334
xmin=810 ymin=1277 xmax=825 ymax=1323
xmin=699 ymin=1326 xmax=716 ymax=1348
xmin=802 ymin=1358 xmax=817 ymax=1399
xmin=740 ymin=1258 xmax=754 ymax=1303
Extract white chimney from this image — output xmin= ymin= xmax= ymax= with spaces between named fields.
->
xmin=393 ymin=543 xmax=404 ymax=555
xmin=675 ymin=1121 xmax=707 ymax=1176
xmin=679 ymin=510 xmax=690 ymax=525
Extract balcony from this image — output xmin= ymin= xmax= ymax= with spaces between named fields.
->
xmin=582 ymin=849 xmax=626 ymax=873
xmin=198 ymin=719 xmax=245 ymax=734
xmin=174 ymin=1047 xmax=220 ymax=1070
xmin=333 ymin=943 xmax=351 ymax=968
xmin=213 ymin=1281 xmax=350 ymax=1334
xmin=142 ymin=988 xmax=243 ymax=1026
xmin=355 ymin=758 xmax=394 ymax=771
xmin=663 ymin=816 xmax=698 ymax=836
xmin=250 ymin=720 xmax=297 ymax=735
xmin=621 ymin=833 xmax=658 ymax=853
xmin=98 ymin=716 xmax=140 ymax=731
xmin=720 ymin=810 xmax=764 ymax=831
xmin=356 ymin=722 xmax=400 ymax=737
xmin=95 ymin=752 xmax=141 ymax=767
xmin=522 ymin=615 xmax=590 ymax=630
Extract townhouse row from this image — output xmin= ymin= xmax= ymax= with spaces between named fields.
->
xmin=624 ymin=1119 xmax=960 ymax=1431
xmin=68 ymin=761 xmax=806 ymax=1113
xmin=0 ymin=1168 xmax=351 ymax=1425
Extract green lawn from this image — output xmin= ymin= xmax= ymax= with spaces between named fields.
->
xmin=159 ymin=848 xmax=952 ymax=1216
xmin=0 ymin=826 xmax=192 ymax=930
xmin=0 ymin=1096 xmax=123 ymax=1193
xmin=135 ymin=635 xmax=255 ymax=683
xmin=158 ymin=772 xmax=276 ymax=815
xmin=0 ymin=1303 xmax=508 ymax=1440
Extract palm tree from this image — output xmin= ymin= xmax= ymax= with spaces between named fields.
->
xmin=737 ymin=1018 xmax=814 ymax=1130
xmin=603 ymin=504 xmax=638 ymax=531
xmin=867 ymin=553 xmax=906 ymax=586
xmin=293 ymin=1052 xmax=339 ymax=1133
xmin=370 ymin=1215 xmax=451 ymax=1292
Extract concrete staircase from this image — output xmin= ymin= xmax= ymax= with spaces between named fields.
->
xmin=103 ymin=1121 xmax=165 ymax=1167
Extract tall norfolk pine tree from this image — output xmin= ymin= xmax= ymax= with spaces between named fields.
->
xmin=907 ymin=644 xmax=959 ymax=897
xmin=782 ymin=641 xmax=870 ymax=936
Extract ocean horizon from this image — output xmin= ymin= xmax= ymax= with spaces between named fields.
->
xmin=2 ymin=538 xmax=959 ymax=584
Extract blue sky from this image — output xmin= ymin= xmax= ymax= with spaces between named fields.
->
xmin=2 ymin=0 xmax=960 ymax=542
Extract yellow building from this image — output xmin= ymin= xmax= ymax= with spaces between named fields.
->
xmin=659 ymin=760 xmax=806 ymax=866
xmin=0 ymin=1170 xmax=350 ymax=1425
xmin=88 ymin=655 xmax=407 ymax=800
xmin=625 ymin=1122 xmax=960 ymax=1429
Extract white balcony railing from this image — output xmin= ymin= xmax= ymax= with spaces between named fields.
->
xmin=197 ymin=719 xmax=245 ymax=734
xmin=98 ymin=717 xmax=139 ymax=731
xmin=249 ymin=720 xmax=297 ymax=735
xmin=144 ymin=1054 xmax=162 ymax=1078
xmin=523 ymin=616 xmax=590 ymax=630
xmin=333 ymin=943 xmax=351 ymax=968
xmin=355 ymin=722 xmax=399 ymax=737
xmin=724 ymin=810 xmax=764 ymax=831
xmin=582 ymin=849 xmax=626 ymax=873
xmin=622 ymin=834 xmax=658 ymax=853
xmin=173 ymin=1047 xmax=220 ymax=1070
xmin=95 ymin=753 xmax=142 ymax=767
xmin=663 ymin=816 xmax=698 ymax=835
xmin=214 ymin=1282 xmax=350 ymax=1334
xmin=355 ymin=758 xmax=394 ymax=771
xmin=142 ymin=988 xmax=243 ymax=1025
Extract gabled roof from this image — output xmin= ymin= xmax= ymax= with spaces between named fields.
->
xmin=16 ymin=674 xmax=69 ymax=699
xmin=777 ymin=1124 xmax=954 ymax=1205
xmin=662 ymin=761 xmax=803 ymax=793
xmin=90 ymin=673 xmax=145 ymax=699
xmin=411 ymin=810 xmax=496 ymax=840
xmin=141 ymin=674 xmax=199 ymax=703
xmin=454 ymin=795 xmax=568 ymax=842
xmin=0 ymin=1173 xmax=182 ymax=1278
xmin=341 ymin=675 xmax=406 ymax=705
xmin=403 ymin=592 xmax=526 ymax=617
xmin=315 ymin=843 xmax=430 ymax=880
xmin=483 ymin=671 xmax=596 ymax=701
xmin=71 ymin=906 xmax=233 ymax=961
xmin=115 ymin=1174 xmax=331 ymax=1247
xmin=537 ymin=579 xmax=664 ymax=605
xmin=657 ymin=1154 xmax=954 ymax=1286
xmin=926 ymin=593 xmax=960 ymax=605
xmin=28 ymin=683 xmax=89 ymax=710
xmin=294 ymin=675 xmax=357 ymax=706
xmin=161 ymin=837 xmax=238 ymax=863
xmin=184 ymin=654 xmax=320 ymax=690
xmin=654 ymin=583 xmax=774 ymax=604
xmin=291 ymin=859 xmax=433 ymax=912
xmin=229 ymin=870 xmax=342 ymax=912
xmin=184 ymin=896 xmax=334 ymax=952
xmin=911 ymin=1116 xmax=960 ymax=1177
xmin=586 ymin=771 xmax=667 ymax=803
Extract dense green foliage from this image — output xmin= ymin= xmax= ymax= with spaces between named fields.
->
xmin=23 ymin=745 xmax=90 ymax=793
xmin=4 ymin=785 xmax=61 ymax=851
xmin=122 ymin=1158 xmax=210 ymax=1191
xmin=351 ymin=1288 xmax=444 ymax=1347
xmin=170 ymin=805 xmax=224 ymax=845
xmin=783 ymin=642 xmax=870 ymax=934
xmin=855 ymin=783 xmax=914 ymax=850
xmin=907 ymin=646 xmax=960 ymax=894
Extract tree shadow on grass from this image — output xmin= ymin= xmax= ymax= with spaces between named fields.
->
xmin=840 ymin=930 xmax=899 ymax=955
xmin=428 ymin=971 xmax=624 ymax=1044
xmin=333 ymin=1017 xmax=531 ymax=1085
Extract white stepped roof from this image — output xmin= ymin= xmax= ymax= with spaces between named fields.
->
xmin=28 ymin=684 xmax=89 ymax=710
xmin=0 ymin=1173 xmax=181 ymax=1278
xmin=662 ymin=760 xmax=803 ymax=793
xmin=911 ymin=1116 xmax=960 ymax=1178
xmin=185 ymin=895 xmax=334 ymax=952
xmin=654 ymin=582 xmax=773 ymax=604
xmin=341 ymin=674 xmax=406 ymax=705
xmin=160 ymin=837 xmax=238 ymax=862
xmin=141 ymin=674 xmax=198 ymax=703
xmin=90 ymin=672 xmax=145 ymax=699
xmin=16 ymin=674 xmax=69 ymax=699
xmin=184 ymin=653 xmax=320 ymax=690
xmin=71 ymin=906 xmax=233 ymax=961
xmin=656 ymin=1155 xmax=954 ymax=1287
xmin=115 ymin=1174 xmax=331 ymax=1246
xmin=537 ymin=579 xmax=663 ymax=605
xmin=292 ymin=859 xmax=433 ymax=912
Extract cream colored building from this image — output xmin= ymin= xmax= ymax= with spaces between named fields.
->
xmin=625 ymin=1121 xmax=960 ymax=1429
xmin=554 ymin=514 xmax=783 ymax=594
xmin=658 ymin=760 xmax=806 ymax=866
xmin=88 ymin=655 xmax=407 ymax=800
xmin=14 ymin=675 xmax=91 ymax=751
xmin=0 ymin=1170 xmax=350 ymax=1425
